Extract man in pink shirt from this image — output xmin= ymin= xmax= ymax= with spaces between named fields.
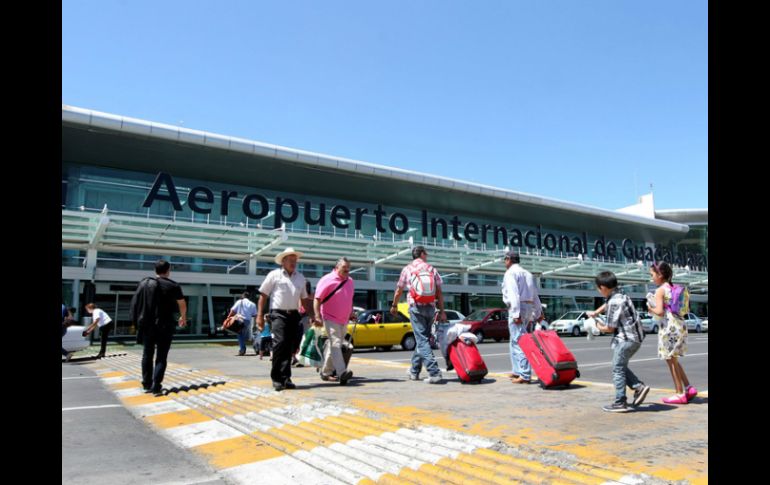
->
xmin=313 ymin=257 xmax=355 ymax=385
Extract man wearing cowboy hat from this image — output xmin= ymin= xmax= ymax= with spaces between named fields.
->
xmin=256 ymin=248 xmax=309 ymax=391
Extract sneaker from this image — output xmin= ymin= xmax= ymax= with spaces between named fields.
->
xmin=685 ymin=385 xmax=698 ymax=402
xmin=284 ymin=380 xmax=296 ymax=390
xmin=632 ymin=384 xmax=651 ymax=407
xmin=406 ymin=369 xmax=420 ymax=381
xmin=662 ymin=394 xmax=688 ymax=405
xmin=142 ymin=387 xmax=153 ymax=394
xmin=273 ymin=381 xmax=285 ymax=391
xmin=152 ymin=388 xmax=164 ymax=397
xmin=238 ymin=350 xmax=246 ymax=356
xmin=424 ymin=373 xmax=443 ymax=384
xmin=320 ymin=373 xmax=338 ymax=382
xmin=602 ymin=401 xmax=631 ymax=413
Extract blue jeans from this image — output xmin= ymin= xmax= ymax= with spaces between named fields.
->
xmin=508 ymin=319 xmax=531 ymax=380
xmin=612 ymin=340 xmax=643 ymax=403
xmin=409 ymin=305 xmax=440 ymax=377
xmin=508 ymin=303 xmax=535 ymax=380
xmin=237 ymin=323 xmax=252 ymax=353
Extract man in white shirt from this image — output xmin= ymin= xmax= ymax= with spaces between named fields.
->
xmin=231 ymin=292 xmax=258 ymax=356
xmin=256 ymin=248 xmax=309 ymax=391
xmin=501 ymin=252 xmax=543 ymax=384
xmin=83 ymin=303 xmax=114 ymax=359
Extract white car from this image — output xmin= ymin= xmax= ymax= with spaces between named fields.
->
xmin=443 ymin=310 xmax=466 ymax=324
xmin=638 ymin=311 xmax=661 ymax=334
xmin=62 ymin=325 xmax=90 ymax=357
xmin=701 ymin=318 xmax=708 ymax=332
xmin=550 ymin=311 xmax=590 ymax=337
xmin=684 ymin=313 xmax=704 ymax=333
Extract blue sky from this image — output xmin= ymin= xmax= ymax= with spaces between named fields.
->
xmin=62 ymin=1 xmax=707 ymax=211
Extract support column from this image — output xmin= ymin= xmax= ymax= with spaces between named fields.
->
xmin=207 ymin=284 xmax=215 ymax=335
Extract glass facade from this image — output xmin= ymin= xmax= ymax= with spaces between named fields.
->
xmin=62 ymin=157 xmax=707 ymax=341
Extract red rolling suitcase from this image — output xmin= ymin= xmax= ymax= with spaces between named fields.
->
xmin=448 ymin=337 xmax=488 ymax=383
xmin=519 ymin=330 xmax=580 ymax=388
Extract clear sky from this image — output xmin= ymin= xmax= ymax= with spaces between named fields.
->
xmin=63 ymin=0 xmax=707 ymax=211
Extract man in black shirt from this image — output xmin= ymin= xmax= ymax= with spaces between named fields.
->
xmin=130 ymin=259 xmax=187 ymax=396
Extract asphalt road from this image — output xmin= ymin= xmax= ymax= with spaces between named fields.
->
xmin=350 ymin=332 xmax=709 ymax=391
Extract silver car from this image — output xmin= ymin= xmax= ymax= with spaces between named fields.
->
xmin=638 ymin=311 xmax=661 ymax=334
xmin=684 ymin=313 xmax=704 ymax=333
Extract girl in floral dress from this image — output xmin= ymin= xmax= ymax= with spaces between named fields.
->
xmin=647 ymin=261 xmax=698 ymax=405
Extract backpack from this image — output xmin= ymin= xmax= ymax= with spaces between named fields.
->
xmin=129 ymin=276 xmax=161 ymax=329
xmin=409 ymin=263 xmax=437 ymax=304
xmin=665 ymin=284 xmax=689 ymax=317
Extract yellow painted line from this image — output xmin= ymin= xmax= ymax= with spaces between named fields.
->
xmin=193 ymin=435 xmax=285 ymax=469
xmin=325 ymin=413 xmax=402 ymax=435
xmin=250 ymin=430 xmax=300 ymax=454
xmin=109 ymin=380 xmax=143 ymax=390
xmin=122 ymin=393 xmax=171 ymax=406
xmin=396 ymin=468 xmax=446 ymax=485
xmin=468 ymin=448 xmax=603 ymax=484
xmin=284 ymin=419 xmax=372 ymax=446
xmin=416 ymin=461 xmax=491 ymax=485
xmin=100 ymin=371 xmax=127 ymax=378
xmin=146 ymin=409 xmax=213 ymax=429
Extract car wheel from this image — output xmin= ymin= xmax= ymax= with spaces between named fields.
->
xmin=572 ymin=326 xmax=581 ymax=337
xmin=401 ymin=333 xmax=416 ymax=351
xmin=494 ymin=337 xmax=502 ymax=342
xmin=474 ymin=331 xmax=485 ymax=344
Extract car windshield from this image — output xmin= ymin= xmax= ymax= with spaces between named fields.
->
xmin=357 ymin=312 xmax=382 ymax=323
xmin=557 ymin=311 xmax=584 ymax=321
xmin=464 ymin=310 xmax=490 ymax=321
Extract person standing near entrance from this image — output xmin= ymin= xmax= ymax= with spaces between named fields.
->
xmin=391 ymin=246 xmax=447 ymax=384
xmin=130 ymin=259 xmax=187 ymax=396
xmin=501 ymin=251 xmax=543 ymax=384
xmin=230 ymin=292 xmax=258 ymax=356
xmin=256 ymin=248 xmax=309 ymax=391
xmin=83 ymin=303 xmax=114 ymax=359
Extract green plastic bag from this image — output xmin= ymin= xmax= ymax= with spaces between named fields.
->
xmin=298 ymin=326 xmax=325 ymax=368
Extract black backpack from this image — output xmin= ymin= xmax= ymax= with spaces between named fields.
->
xmin=130 ymin=277 xmax=161 ymax=341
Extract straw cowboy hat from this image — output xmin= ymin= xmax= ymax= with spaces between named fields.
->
xmin=274 ymin=247 xmax=304 ymax=265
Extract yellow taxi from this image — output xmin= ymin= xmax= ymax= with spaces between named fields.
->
xmin=346 ymin=303 xmax=415 ymax=351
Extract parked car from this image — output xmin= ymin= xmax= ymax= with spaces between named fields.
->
xmin=428 ymin=310 xmax=467 ymax=349
xmin=701 ymin=318 xmax=708 ymax=332
xmin=684 ymin=313 xmax=704 ymax=333
xmin=347 ymin=309 xmax=414 ymax=351
xmin=462 ymin=308 xmax=509 ymax=344
xmin=638 ymin=311 xmax=660 ymax=334
xmin=550 ymin=311 xmax=591 ymax=337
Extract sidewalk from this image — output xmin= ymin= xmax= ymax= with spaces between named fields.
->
xmin=76 ymin=345 xmax=707 ymax=484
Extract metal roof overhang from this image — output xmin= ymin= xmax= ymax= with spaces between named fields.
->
xmin=62 ymin=106 xmax=690 ymax=242
xmin=62 ymin=210 xmax=708 ymax=290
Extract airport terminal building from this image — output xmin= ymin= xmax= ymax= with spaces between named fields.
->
xmin=61 ymin=105 xmax=708 ymax=339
